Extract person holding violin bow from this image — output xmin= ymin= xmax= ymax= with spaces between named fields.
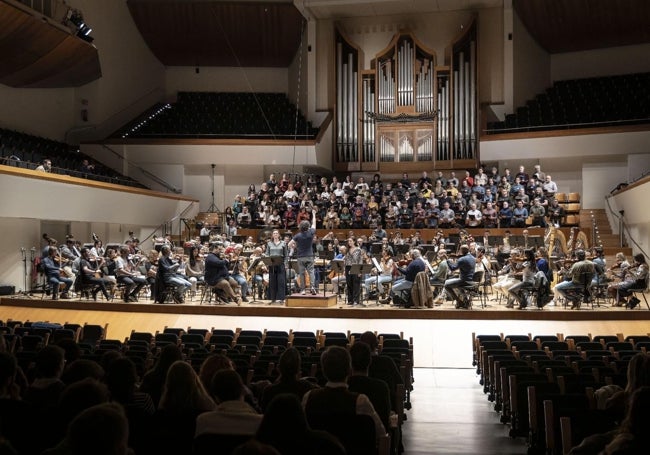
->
xmin=505 ymin=249 xmax=538 ymax=309
xmin=362 ymin=248 xmax=394 ymax=299
xmin=607 ymin=253 xmax=649 ymax=308
xmin=116 ymin=246 xmax=146 ymax=302
xmin=79 ymin=247 xmax=111 ymax=301
xmin=443 ymin=245 xmax=476 ymax=309
xmin=381 ymin=248 xmax=426 ymax=307
xmin=41 ymin=246 xmax=73 ymax=300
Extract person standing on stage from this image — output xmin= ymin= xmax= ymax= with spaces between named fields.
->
xmin=344 ymin=237 xmax=364 ymax=306
xmin=266 ymin=229 xmax=288 ymax=303
xmin=292 ymin=207 xmax=318 ymax=295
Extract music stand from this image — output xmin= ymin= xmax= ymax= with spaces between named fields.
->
xmin=348 ymin=263 xmax=374 ymax=306
xmin=287 ymin=259 xmax=301 ymax=295
xmin=370 ymin=256 xmax=383 ymax=306
xmin=246 ymin=257 xmax=263 ymax=303
xmin=329 ymin=260 xmax=345 ymax=303
xmin=261 ymin=256 xmax=284 ymax=304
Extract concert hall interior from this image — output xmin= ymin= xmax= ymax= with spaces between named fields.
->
xmin=1 ymin=1 xmax=650 ymax=454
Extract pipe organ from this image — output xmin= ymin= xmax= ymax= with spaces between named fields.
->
xmin=335 ymin=22 xmax=478 ymax=172
xmin=362 ymin=74 xmax=376 ymax=163
xmin=437 ymin=72 xmax=450 ymax=161
xmin=336 ymin=32 xmax=360 ymax=164
xmin=452 ymin=24 xmax=478 ymax=161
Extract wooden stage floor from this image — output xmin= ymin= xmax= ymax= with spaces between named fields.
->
xmin=2 ymin=292 xmax=649 ymax=368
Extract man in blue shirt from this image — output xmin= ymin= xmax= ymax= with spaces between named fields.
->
xmin=382 ymin=249 xmax=426 ymax=307
xmin=444 ymin=245 xmax=476 ymax=308
xmin=292 ymin=208 xmax=318 ymax=295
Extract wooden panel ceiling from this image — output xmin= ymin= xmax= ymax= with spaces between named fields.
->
xmin=0 ymin=1 xmax=101 ymax=88
xmin=513 ymin=0 xmax=650 ymax=53
xmin=127 ymin=0 xmax=305 ymax=67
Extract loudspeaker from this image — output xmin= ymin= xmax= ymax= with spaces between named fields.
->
xmin=0 ymin=285 xmax=15 ymax=295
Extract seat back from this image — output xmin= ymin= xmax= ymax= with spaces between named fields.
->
xmin=306 ymin=413 xmax=377 ymax=455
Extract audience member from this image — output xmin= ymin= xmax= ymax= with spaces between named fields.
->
xmin=347 ymin=342 xmax=392 ymax=432
xmin=302 ymin=346 xmax=385 ymax=441
xmin=139 ymin=344 xmax=183 ymax=408
xmin=256 ymin=394 xmax=345 ymax=455
xmin=260 ymin=347 xmax=318 ymax=412
xmin=195 ymin=369 xmax=263 ymax=437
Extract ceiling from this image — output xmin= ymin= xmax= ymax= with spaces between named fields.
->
xmin=126 ymin=0 xmax=305 ymax=67
xmin=512 ymin=0 xmax=650 ymax=53
xmin=127 ymin=0 xmax=650 ymax=68
xmin=0 ymin=1 xmax=101 ymax=88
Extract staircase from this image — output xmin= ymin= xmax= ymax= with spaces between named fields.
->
xmin=580 ymin=209 xmax=632 ymax=257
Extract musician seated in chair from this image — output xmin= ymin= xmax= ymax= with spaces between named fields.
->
xmin=382 ymin=249 xmax=426 ymax=307
xmin=157 ymin=245 xmax=191 ymax=304
xmin=607 ymin=253 xmax=648 ymax=308
xmin=42 ymin=246 xmax=73 ymax=300
xmin=553 ymin=249 xmax=595 ymax=309
xmin=362 ymin=249 xmax=394 ymax=298
xmin=79 ymin=248 xmax=111 ymax=301
xmin=506 ymin=249 xmax=537 ymax=309
xmin=115 ymin=246 xmax=146 ymax=302
xmin=443 ymin=245 xmax=476 ymax=309
xmin=204 ymin=245 xmax=242 ymax=305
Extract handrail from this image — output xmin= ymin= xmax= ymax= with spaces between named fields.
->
xmin=605 ymin=190 xmax=649 ymax=259
xmin=484 ymin=117 xmax=650 ymax=134
xmin=99 ymin=144 xmax=180 ymax=194
xmin=140 ymin=200 xmax=198 ymax=246
xmin=0 ymin=155 xmax=143 ymax=188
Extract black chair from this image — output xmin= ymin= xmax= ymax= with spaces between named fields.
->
xmin=154 ymin=332 xmax=179 ymax=348
xmin=238 ymin=330 xmax=264 ymax=339
xmin=262 ymin=335 xmax=289 ymax=349
xmin=625 ymin=276 xmax=649 ymax=309
xmin=306 ymin=413 xmax=380 ymax=455
xmin=181 ymin=333 xmax=206 ymax=347
xmin=130 ymin=331 xmax=154 ymax=345
xmin=212 ymin=328 xmax=236 ymax=338
xmin=80 ymin=324 xmax=106 ymax=345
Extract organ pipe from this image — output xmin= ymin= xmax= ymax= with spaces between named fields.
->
xmin=453 ymin=69 xmax=459 ymax=159
xmin=469 ymin=40 xmax=476 ymax=156
xmin=450 ymin=22 xmax=478 ymax=162
xmin=336 ymin=42 xmax=343 ymax=162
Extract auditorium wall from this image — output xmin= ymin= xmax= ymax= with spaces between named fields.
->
xmin=314 ymin=6 xmax=504 ymax=110
xmin=551 ymin=43 xmax=650 ymax=82
xmin=165 ymin=67 xmax=289 ymax=98
xmin=607 ymin=177 xmax=650 ymax=256
xmin=71 ymin=0 xmax=165 ymax=140
xmin=511 ymin=9 xmax=550 ymax=111
xmin=0 ymin=86 xmax=75 ymax=142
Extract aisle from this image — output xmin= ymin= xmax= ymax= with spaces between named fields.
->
xmin=402 ymin=368 xmax=528 ymax=454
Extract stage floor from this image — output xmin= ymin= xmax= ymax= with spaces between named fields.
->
xmin=2 ymin=290 xmax=648 ymax=321
xmin=2 ymin=291 xmax=649 ymax=368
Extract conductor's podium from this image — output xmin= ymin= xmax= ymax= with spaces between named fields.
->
xmin=286 ymin=292 xmax=338 ymax=307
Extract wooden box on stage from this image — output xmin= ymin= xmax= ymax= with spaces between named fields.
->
xmin=286 ymin=294 xmax=338 ymax=308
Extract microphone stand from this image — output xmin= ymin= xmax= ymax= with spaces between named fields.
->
xmin=19 ymin=247 xmax=36 ymax=298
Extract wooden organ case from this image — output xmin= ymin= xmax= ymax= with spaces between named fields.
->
xmin=335 ymin=22 xmax=479 ymax=173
